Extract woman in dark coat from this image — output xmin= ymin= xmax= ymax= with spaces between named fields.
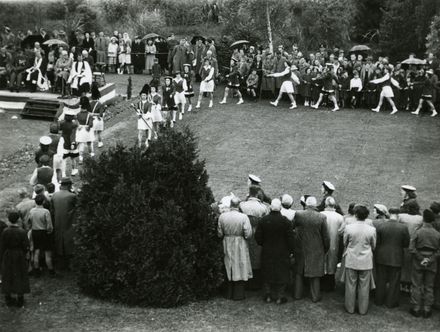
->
xmin=0 ymin=211 xmax=30 ymax=307
xmin=255 ymin=199 xmax=295 ymax=304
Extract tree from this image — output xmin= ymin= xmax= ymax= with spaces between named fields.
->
xmin=426 ymin=15 xmax=440 ymax=57
xmin=75 ymin=127 xmax=224 ymax=307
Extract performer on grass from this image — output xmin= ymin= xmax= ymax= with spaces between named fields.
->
xmin=90 ymin=83 xmax=105 ymax=148
xmin=311 ymin=63 xmax=340 ymax=112
xmin=68 ymin=50 xmax=92 ymax=97
xmin=76 ymin=97 xmax=94 ymax=163
xmin=59 ymin=108 xmax=79 ymax=176
xmin=267 ymin=62 xmax=300 ymax=110
xmin=162 ymin=76 xmax=176 ymax=127
xmin=183 ymin=64 xmax=194 ymax=113
xmin=370 ymin=65 xmax=400 ymax=115
xmin=136 ymin=91 xmax=153 ymax=148
xmin=195 ymin=58 xmax=215 ymax=109
xmin=172 ymin=71 xmax=188 ymax=122
xmin=220 ymin=60 xmax=244 ymax=105
xmin=411 ymin=69 xmax=438 ymax=117
xmin=150 ymin=85 xmax=163 ymax=138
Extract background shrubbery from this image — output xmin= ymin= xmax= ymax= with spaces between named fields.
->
xmin=74 ymin=128 xmax=224 ymax=307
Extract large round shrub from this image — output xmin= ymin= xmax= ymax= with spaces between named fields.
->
xmin=74 ymin=127 xmax=224 ymax=307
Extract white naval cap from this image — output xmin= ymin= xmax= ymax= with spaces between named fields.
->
xmin=39 ymin=136 xmax=52 ymax=145
xmin=248 ymin=174 xmax=261 ymax=183
xmin=323 ymin=181 xmax=335 ymax=191
xmin=401 ymin=185 xmax=416 ymax=192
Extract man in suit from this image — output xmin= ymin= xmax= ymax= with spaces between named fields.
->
xmin=374 ymin=207 xmax=410 ymax=308
xmin=51 ymin=177 xmax=77 ymax=270
xmin=410 ymin=209 xmax=440 ymax=318
xmin=430 ymin=202 xmax=440 ymax=310
xmin=255 ymin=199 xmax=295 ymax=304
xmin=293 ymin=196 xmax=330 ymax=302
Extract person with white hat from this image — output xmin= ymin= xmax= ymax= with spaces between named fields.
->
xmin=59 ymin=108 xmax=79 ymax=176
xmin=293 ymin=196 xmax=330 ymax=302
xmin=267 ymin=61 xmax=300 ymax=109
xmin=373 ymin=203 xmax=390 ymax=228
xmin=239 ymin=185 xmax=269 ymax=290
xmin=247 ymin=174 xmax=271 ymax=204
xmin=34 ymin=136 xmax=54 ymax=167
xmin=400 ymin=185 xmax=420 ymax=215
xmin=320 ymin=196 xmax=344 ymax=292
xmin=280 ymin=194 xmax=295 ymax=222
xmin=411 ymin=69 xmax=438 ymax=117
xmin=255 ymin=199 xmax=295 ymax=304
xmin=217 ymin=197 xmax=253 ymax=301
xmin=317 ymin=181 xmax=343 ymax=215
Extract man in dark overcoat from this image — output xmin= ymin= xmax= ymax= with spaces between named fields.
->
xmin=293 ymin=196 xmax=329 ymax=302
xmin=374 ymin=207 xmax=410 ymax=308
xmin=255 ymin=199 xmax=295 ymax=304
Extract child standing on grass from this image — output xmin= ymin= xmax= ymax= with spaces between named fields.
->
xmin=0 ymin=211 xmax=30 ymax=308
xmin=246 ymin=68 xmax=259 ymax=100
xmin=28 ymin=194 xmax=54 ymax=277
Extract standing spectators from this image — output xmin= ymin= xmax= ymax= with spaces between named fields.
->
xmin=145 ymin=39 xmax=156 ymax=75
xmin=107 ymin=37 xmax=118 ymax=73
xmin=293 ymin=196 xmax=330 ymax=302
xmin=343 ymin=205 xmax=376 ymax=315
xmin=217 ymin=197 xmax=253 ymax=300
xmin=255 ymin=199 xmax=295 ymax=304
xmin=94 ymin=32 xmax=108 ymax=71
xmin=374 ymin=207 xmax=410 ymax=308
xmin=131 ymin=36 xmax=144 ymax=74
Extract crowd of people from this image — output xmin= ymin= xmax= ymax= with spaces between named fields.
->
xmin=216 ymin=178 xmax=440 ymax=317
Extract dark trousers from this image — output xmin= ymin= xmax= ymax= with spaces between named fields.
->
xmin=375 ymin=264 xmax=401 ymax=308
xmin=295 ymin=274 xmax=321 ymax=302
xmin=411 ymin=268 xmax=436 ymax=311
xmin=321 ymin=274 xmax=336 ymax=292
xmin=263 ymin=283 xmax=286 ymax=300
xmin=434 ymin=259 xmax=440 ymax=307
xmin=247 ymin=269 xmax=262 ymax=290
xmin=226 ymin=281 xmax=246 ymax=300
xmin=9 ymin=71 xmax=24 ymax=88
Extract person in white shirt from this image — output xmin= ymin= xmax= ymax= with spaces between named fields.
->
xmin=349 ymin=70 xmax=363 ymax=108
xmin=370 ymin=65 xmax=400 ymax=115
xmin=267 ymin=62 xmax=301 ymax=109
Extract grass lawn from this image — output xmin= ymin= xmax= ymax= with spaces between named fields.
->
xmin=1 ymin=74 xmax=440 ymax=331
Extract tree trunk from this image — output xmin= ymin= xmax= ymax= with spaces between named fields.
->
xmin=266 ymin=2 xmax=273 ymax=54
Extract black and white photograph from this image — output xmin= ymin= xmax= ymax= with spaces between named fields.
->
xmin=0 ymin=0 xmax=440 ymax=331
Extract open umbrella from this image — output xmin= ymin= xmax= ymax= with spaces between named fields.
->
xmin=401 ymin=57 xmax=426 ymax=65
xmin=349 ymin=45 xmax=371 ymax=53
xmin=43 ymin=39 xmax=68 ymax=47
xmin=191 ymin=35 xmax=205 ymax=44
xmin=143 ymin=33 xmax=161 ymax=40
xmin=230 ymin=40 xmax=250 ymax=49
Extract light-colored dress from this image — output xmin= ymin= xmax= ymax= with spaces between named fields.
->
xmin=145 ymin=44 xmax=157 ymax=71
xmin=218 ymin=209 xmax=253 ymax=281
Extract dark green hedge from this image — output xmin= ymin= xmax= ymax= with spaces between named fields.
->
xmin=74 ymin=127 xmax=224 ymax=307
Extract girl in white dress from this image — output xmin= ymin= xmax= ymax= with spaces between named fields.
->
xmin=136 ymin=92 xmax=153 ymax=148
xmin=370 ymin=66 xmax=401 ymax=115
xmin=150 ymin=85 xmax=163 ymax=138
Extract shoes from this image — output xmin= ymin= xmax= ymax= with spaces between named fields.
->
xmin=289 ymin=103 xmax=297 ymax=109
xmin=90 ymin=152 xmax=95 ymax=157
xmin=276 ymin=297 xmax=288 ymax=305
xmin=390 ymin=108 xmax=399 ymax=115
xmin=411 ymin=110 xmax=420 ymax=115
xmin=237 ymin=99 xmax=244 ymax=105
xmin=187 ymin=105 xmax=192 ymax=112
xmin=98 ymin=142 xmax=104 ymax=148
xmin=371 ymin=108 xmax=380 ymax=112
xmin=195 ymin=103 xmax=200 ymax=109
xmin=304 ymin=101 xmax=309 ymax=107
xmin=312 ymin=104 xmax=319 ymax=109
xmin=5 ymin=295 xmax=16 ymax=307
xmin=270 ymin=101 xmax=278 ymax=107
xmin=179 ymin=112 xmax=183 ymax=120
xmin=423 ymin=310 xmax=432 ymax=318
xmin=409 ymin=308 xmax=421 ymax=317
xmin=170 ymin=121 xmax=174 ymax=128
xmin=16 ymin=296 xmax=24 ymax=308
xmin=219 ymin=99 xmax=226 ymax=104
xmin=263 ymin=295 xmax=272 ymax=303
xmin=432 ymin=110 xmax=438 ymax=117
xmin=71 ymin=169 xmax=78 ymax=176
xmin=79 ymin=156 xmax=83 ymax=164
xmin=332 ymin=107 xmax=339 ymax=112
xmin=208 ymin=100 xmax=213 ymax=108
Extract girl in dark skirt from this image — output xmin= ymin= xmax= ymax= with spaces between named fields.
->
xmin=183 ymin=64 xmax=194 ymax=112
xmin=162 ymin=77 xmax=176 ymax=127
xmin=301 ymin=67 xmax=312 ymax=106
xmin=0 ymin=211 xmax=30 ymax=307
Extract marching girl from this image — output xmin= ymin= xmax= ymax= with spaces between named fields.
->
xmin=220 ymin=60 xmax=244 ymax=105
xmin=311 ymin=63 xmax=340 ymax=112
xmin=162 ymin=76 xmax=176 ymax=127
xmin=195 ymin=58 xmax=215 ymax=109
xmin=183 ymin=64 xmax=194 ymax=112
xmin=267 ymin=61 xmax=300 ymax=109
xmin=90 ymin=83 xmax=105 ymax=148
xmin=150 ymin=85 xmax=163 ymax=138
xmin=172 ymin=71 xmax=188 ymax=122
xmin=136 ymin=91 xmax=153 ymax=148
xmin=370 ymin=65 xmax=401 ymax=115
xmin=411 ymin=69 xmax=438 ymax=117
xmin=76 ymin=96 xmax=95 ymax=163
